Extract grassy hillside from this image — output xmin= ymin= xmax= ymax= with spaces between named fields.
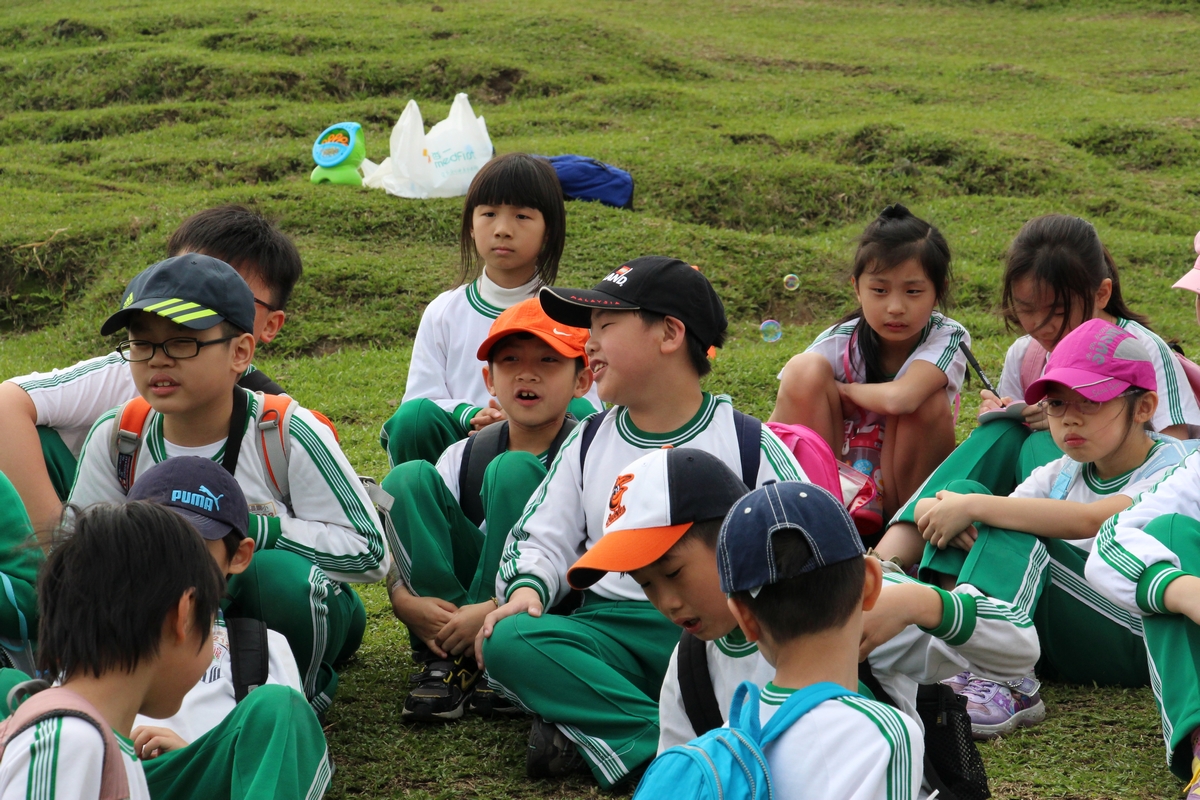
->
xmin=3 ymin=0 xmax=1200 ymax=796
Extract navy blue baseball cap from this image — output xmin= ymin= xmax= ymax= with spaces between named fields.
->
xmin=127 ymin=457 xmax=249 ymax=542
xmin=717 ymin=481 xmax=865 ymax=596
xmin=100 ymin=254 xmax=256 ymax=336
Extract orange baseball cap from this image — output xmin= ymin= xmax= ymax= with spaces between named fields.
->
xmin=476 ymin=297 xmax=590 ymax=363
xmin=567 ymin=448 xmax=750 ymax=590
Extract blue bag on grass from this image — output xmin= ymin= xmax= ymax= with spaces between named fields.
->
xmin=547 ymin=155 xmax=634 ymax=209
xmin=632 ymin=680 xmax=856 ymax=800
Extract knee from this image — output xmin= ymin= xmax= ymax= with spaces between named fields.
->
xmin=778 ymin=352 xmax=834 ymax=392
xmin=482 ymin=614 xmax=539 ymax=679
xmin=944 ymin=478 xmax=992 ymax=497
xmin=910 ymin=390 xmax=955 ymax=426
xmin=380 ymin=459 xmax=440 ymax=498
xmin=484 ymin=451 xmax=545 ymax=489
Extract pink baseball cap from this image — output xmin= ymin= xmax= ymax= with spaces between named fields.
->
xmin=1024 ymin=318 xmax=1157 ymax=405
xmin=1171 ymin=231 xmax=1200 ymax=294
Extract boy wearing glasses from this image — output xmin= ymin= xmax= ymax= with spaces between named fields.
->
xmin=908 ymin=319 xmax=1190 ymax=739
xmin=69 ymin=255 xmax=387 ymax=713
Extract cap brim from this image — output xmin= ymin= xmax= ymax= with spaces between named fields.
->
xmin=173 ymin=508 xmax=238 ymax=541
xmin=1025 ymin=368 xmax=1131 ymax=404
xmin=567 ymin=523 xmax=692 ymax=589
xmin=100 ymin=298 xmax=226 ymax=337
xmin=1173 ymin=266 xmax=1200 ymax=295
xmin=476 ymin=326 xmax=588 ymax=363
xmin=539 ymin=287 xmax=638 ymax=329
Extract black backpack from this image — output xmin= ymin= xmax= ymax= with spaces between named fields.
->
xmin=225 ymin=615 xmax=270 ymax=703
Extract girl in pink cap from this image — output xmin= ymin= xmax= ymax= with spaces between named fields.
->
xmin=908 ymin=319 xmax=1193 ymax=740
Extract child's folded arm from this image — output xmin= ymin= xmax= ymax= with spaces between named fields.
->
xmin=1087 ymin=453 xmax=1200 ymax=615
xmin=840 ymin=361 xmax=949 ymax=418
xmin=920 ymin=490 xmax=1129 ymax=545
xmin=276 ymin=409 xmax=388 ymax=583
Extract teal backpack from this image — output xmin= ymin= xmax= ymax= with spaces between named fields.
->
xmin=632 ymin=681 xmax=856 ymax=800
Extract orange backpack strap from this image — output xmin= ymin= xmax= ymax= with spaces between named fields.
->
xmin=1019 ymin=338 xmax=1048 ymax=396
xmin=308 ymin=409 xmax=339 ymax=442
xmin=256 ymin=393 xmax=297 ymax=511
xmin=108 ymin=397 xmax=153 ymax=495
xmin=0 ymin=682 xmax=130 ymax=800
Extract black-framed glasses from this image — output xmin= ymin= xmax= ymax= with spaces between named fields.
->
xmin=116 ymin=335 xmax=238 ymax=362
xmin=254 ymin=297 xmax=279 ymax=313
xmin=1038 ymin=390 xmax=1138 ymax=418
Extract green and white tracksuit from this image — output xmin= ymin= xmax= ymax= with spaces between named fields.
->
xmin=381 ymin=434 xmax=556 ymax=611
xmin=757 ymin=683 xmax=924 ymax=800
xmin=657 ymin=569 xmax=1038 ymax=754
xmin=379 ymin=273 xmax=599 ymax=468
xmin=486 ymin=394 xmax=804 ymax=787
xmin=8 ymin=354 xmax=275 ymax=501
xmin=0 ymin=473 xmax=41 ymax=668
xmin=921 ymin=438 xmax=1191 ymax=690
xmin=1088 ymin=446 xmax=1200 ymax=779
xmin=68 ymin=388 xmax=386 ymax=712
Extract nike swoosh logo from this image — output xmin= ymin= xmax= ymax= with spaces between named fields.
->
xmin=553 ymin=328 xmax=571 ymax=336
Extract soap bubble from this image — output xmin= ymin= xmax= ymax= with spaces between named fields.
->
xmin=760 ymin=319 xmax=783 ymax=343
xmin=783 ymin=274 xmax=800 ymax=291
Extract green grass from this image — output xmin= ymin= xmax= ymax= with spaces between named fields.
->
xmin=3 ymin=0 xmax=1200 ymax=796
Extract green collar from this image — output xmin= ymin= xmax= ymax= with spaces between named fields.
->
xmin=714 ymin=627 xmax=759 ymax=658
xmin=615 ymin=393 xmax=726 ymax=448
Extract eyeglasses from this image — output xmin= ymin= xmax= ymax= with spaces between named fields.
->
xmin=254 ymin=297 xmax=279 ymax=313
xmin=1038 ymin=390 xmax=1139 ymax=418
xmin=116 ymin=335 xmax=238 ymax=362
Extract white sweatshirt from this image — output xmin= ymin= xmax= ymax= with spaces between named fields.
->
xmin=0 ymin=717 xmax=150 ymax=800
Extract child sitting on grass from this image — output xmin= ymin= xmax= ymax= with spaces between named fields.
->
xmin=475 ymin=257 xmax=805 ymax=789
xmin=68 ymin=255 xmax=386 ymax=715
xmin=913 ymin=318 xmax=1191 ymax=738
xmin=382 ymin=298 xmax=593 ymax=721
xmin=0 ymin=205 xmax=299 ymax=534
xmin=0 ymin=501 xmax=223 ymax=799
xmin=380 ymin=153 xmax=599 ymax=469
xmin=568 ymin=447 xmax=1037 ymax=772
xmin=718 ymin=479 xmax=923 ymax=799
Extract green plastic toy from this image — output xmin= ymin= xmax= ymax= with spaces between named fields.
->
xmin=311 ymin=122 xmax=365 ymax=186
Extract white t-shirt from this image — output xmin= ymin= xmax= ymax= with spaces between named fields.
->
xmin=997 ymin=323 xmax=1200 ymax=432
xmin=799 ymin=311 xmax=970 ymax=404
xmin=400 ymin=272 xmax=601 ymax=433
xmin=1009 ymin=438 xmax=1191 ymax=553
xmin=0 ymin=716 xmax=151 ymax=800
xmin=758 ymin=683 xmax=924 ymax=800
xmin=134 ymin=612 xmax=303 ymax=744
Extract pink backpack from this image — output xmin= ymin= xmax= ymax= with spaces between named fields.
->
xmin=0 ymin=682 xmax=130 ymax=799
xmin=765 ymin=422 xmax=882 ymax=537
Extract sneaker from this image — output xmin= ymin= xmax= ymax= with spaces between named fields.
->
xmin=941 ymin=670 xmax=972 ymax=694
xmin=401 ymin=653 xmax=480 ymax=722
xmin=526 ymin=716 xmax=586 ymax=778
xmin=467 ymin=677 xmax=523 ymax=718
xmin=962 ymin=674 xmax=1046 ymax=739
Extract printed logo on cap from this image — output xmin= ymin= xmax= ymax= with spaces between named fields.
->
xmin=123 ymin=293 xmax=134 ymax=308
xmin=603 ymin=265 xmax=633 ymax=287
xmin=172 ymin=485 xmax=224 ymax=512
xmin=1087 ymin=325 xmax=1121 ymax=366
xmin=607 ymin=474 xmax=634 ymax=527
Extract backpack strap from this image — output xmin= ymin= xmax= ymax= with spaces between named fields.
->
xmin=1049 ymin=460 xmax=1082 ymax=501
xmin=0 ymin=683 xmax=130 ymax=800
xmin=237 ymin=368 xmax=285 ymax=396
xmin=578 ymin=408 xmax=611 ymax=472
xmin=256 ymin=393 xmax=299 ymax=511
xmin=857 ymin=660 xmax=896 ymax=706
xmin=677 ymin=631 xmax=725 ymax=737
xmin=731 ymin=410 xmax=762 ymax=490
xmin=1019 ymin=339 xmax=1048 ymax=394
xmin=759 ymin=681 xmax=856 ymax=746
xmin=226 ymin=615 xmax=270 ymax=703
xmin=459 ymin=422 xmax=510 ymax=527
xmin=109 ymin=397 xmax=153 ymax=494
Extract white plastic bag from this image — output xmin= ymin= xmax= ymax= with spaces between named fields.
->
xmin=361 ymin=93 xmax=493 ymax=199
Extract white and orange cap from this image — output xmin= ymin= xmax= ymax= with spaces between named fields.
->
xmin=566 ymin=448 xmax=749 ymax=590
xmin=1171 ymin=231 xmax=1200 ymax=295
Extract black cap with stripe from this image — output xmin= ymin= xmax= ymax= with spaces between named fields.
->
xmin=100 ymin=254 xmax=256 ymax=336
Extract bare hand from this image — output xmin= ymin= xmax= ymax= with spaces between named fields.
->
xmin=1164 ymin=575 xmax=1200 ymax=626
xmin=132 ymin=726 xmax=187 ymax=760
xmin=475 ymin=587 xmax=543 ymax=668
xmin=437 ymin=600 xmax=498 ymax=658
xmin=1023 ymin=401 xmax=1048 ymax=431
xmin=390 ymin=585 xmax=457 ymax=658
xmin=470 ymin=400 xmax=506 ymax=432
xmin=978 ymin=390 xmax=1010 ymax=415
xmin=836 ymin=382 xmax=858 ymax=421
xmin=917 ymin=491 xmax=977 ymax=549
xmin=860 ymin=582 xmax=944 ymax=660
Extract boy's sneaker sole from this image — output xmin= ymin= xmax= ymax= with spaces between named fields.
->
xmin=971 ymin=696 xmax=1046 ymax=739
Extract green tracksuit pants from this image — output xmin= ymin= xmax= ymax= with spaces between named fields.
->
xmin=482 ymin=596 xmax=681 ymax=789
xmin=919 ymin=479 xmax=1149 ymax=687
xmin=226 ymin=551 xmax=365 ymax=716
xmin=1135 ymin=514 xmax=1200 ymax=780
xmin=0 ymin=473 xmax=43 ymax=673
xmin=891 ymin=419 xmax=1062 ymax=527
xmin=380 ymin=397 xmax=597 ymax=468
xmin=0 ymin=672 xmax=331 ymax=800
xmin=37 ymin=427 xmax=77 ymax=503
xmin=380 ymin=450 xmax=547 ymax=608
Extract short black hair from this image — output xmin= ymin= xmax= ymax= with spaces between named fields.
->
xmin=636 ymin=309 xmax=723 ymax=378
xmin=672 ymin=518 xmax=723 ymax=552
xmin=732 ymin=530 xmax=864 ymax=642
xmin=219 ymin=530 xmax=243 ymax=563
xmin=460 ymin=153 xmax=566 ymax=287
xmin=485 ymin=331 xmax=585 ymax=373
xmin=168 ymin=205 xmax=303 ymax=310
xmin=39 ymin=503 xmax=224 ymax=681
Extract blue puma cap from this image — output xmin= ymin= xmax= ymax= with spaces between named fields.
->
xmin=127 ymin=457 xmax=249 ymax=541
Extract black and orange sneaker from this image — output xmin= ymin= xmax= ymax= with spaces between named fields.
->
xmin=401 ymin=653 xmax=480 ymax=722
